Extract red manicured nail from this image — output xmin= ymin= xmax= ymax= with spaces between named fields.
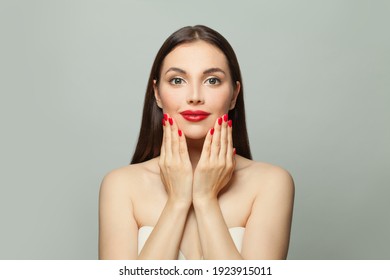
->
xmin=163 ymin=114 xmax=168 ymax=121
xmin=162 ymin=118 xmax=166 ymax=126
xmin=233 ymin=148 xmax=236 ymax=155
xmin=228 ymin=120 xmax=232 ymax=127
xmin=169 ymin=118 xmax=173 ymax=125
xmin=178 ymin=130 xmax=182 ymax=137
xmin=223 ymin=114 xmax=228 ymax=122
xmin=210 ymin=128 xmax=215 ymax=135
xmin=218 ymin=118 xmax=222 ymax=125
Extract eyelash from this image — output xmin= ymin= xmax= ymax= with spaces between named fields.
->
xmin=168 ymin=77 xmax=221 ymax=85
xmin=169 ymin=77 xmax=185 ymax=85
xmin=205 ymin=77 xmax=221 ymax=85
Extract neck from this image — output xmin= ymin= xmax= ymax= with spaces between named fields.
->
xmin=186 ymin=137 xmax=205 ymax=171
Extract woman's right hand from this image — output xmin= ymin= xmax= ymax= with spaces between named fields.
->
xmin=159 ymin=114 xmax=193 ymax=206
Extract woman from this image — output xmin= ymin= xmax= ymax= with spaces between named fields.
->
xmin=99 ymin=25 xmax=294 ymax=260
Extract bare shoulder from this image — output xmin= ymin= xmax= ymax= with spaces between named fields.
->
xmin=235 ymin=156 xmax=295 ymax=197
xmin=236 ymin=157 xmax=295 ymax=259
xmin=99 ymin=161 xmax=159 ymax=259
xmin=99 ymin=158 xmax=160 ymax=198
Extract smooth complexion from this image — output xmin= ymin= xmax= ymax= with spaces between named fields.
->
xmin=154 ymin=40 xmax=240 ymax=168
xmin=98 ymin=40 xmax=294 ymax=260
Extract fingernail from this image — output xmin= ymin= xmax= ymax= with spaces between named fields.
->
xmin=162 ymin=118 xmax=166 ymax=126
xmin=178 ymin=130 xmax=182 ymax=137
xmin=210 ymin=128 xmax=215 ymax=135
xmin=163 ymin=114 xmax=168 ymax=121
xmin=218 ymin=118 xmax=222 ymax=125
xmin=228 ymin=120 xmax=232 ymax=127
xmin=233 ymin=148 xmax=236 ymax=155
xmin=223 ymin=114 xmax=228 ymax=122
xmin=169 ymin=118 xmax=173 ymax=125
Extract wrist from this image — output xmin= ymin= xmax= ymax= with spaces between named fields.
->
xmin=167 ymin=197 xmax=192 ymax=210
xmin=192 ymin=195 xmax=218 ymax=209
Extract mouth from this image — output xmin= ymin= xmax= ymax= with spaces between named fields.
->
xmin=180 ymin=110 xmax=210 ymax=122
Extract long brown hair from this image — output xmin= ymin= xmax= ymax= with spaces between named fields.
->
xmin=131 ymin=25 xmax=252 ymax=164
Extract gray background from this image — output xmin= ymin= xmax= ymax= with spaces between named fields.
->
xmin=1 ymin=0 xmax=389 ymax=259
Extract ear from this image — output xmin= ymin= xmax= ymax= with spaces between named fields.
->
xmin=153 ymin=79 xmax=163 ymax=109
xmin=229 ymin=81 xmax=241 ymax=110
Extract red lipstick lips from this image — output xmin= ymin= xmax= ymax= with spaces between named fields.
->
xmin=180 ymin=110 xmax=210 ymax=122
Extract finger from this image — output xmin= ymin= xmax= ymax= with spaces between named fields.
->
xmin=178 ymin=130 xmax=190 ymax=163
xmin=219 ymin=114 xmax=229 ymax=160
xmin=160 ymin=114 xmax=167 ymax=160
xmin=210 ymin=116 xmax=222 ymax=161
xmin=233 ymin=147 xmax=237 ymax=169
xmin=168 ymin=116 xmax=180 ymax=157
xmin=227 ymin=118 xmax=234 ymax=166
xmin=199 ymin=126 xmax=214 ymax=161
xmin=164 ymin=114 xmax=173 ymax=159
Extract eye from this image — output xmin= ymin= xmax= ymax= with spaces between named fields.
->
xmin=206 ymin=77 xmax=221 ymax=85
xmin=169 ymin=77 xmax=185 ymax=85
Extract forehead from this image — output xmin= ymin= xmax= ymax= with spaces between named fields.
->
xmin=161 ymin=40 xmax=229 ymax=72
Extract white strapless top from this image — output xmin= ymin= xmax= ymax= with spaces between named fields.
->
xmin=138 ymin=226 xmax=245 ymax=260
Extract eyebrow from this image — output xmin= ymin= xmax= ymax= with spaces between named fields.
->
xmin=203 ymin=67 xmax=226 ymax=75
xmin=165 ymin=67 xmax=186 ymax=75
xmin=165 ymin=67 xmax=226 ymax=75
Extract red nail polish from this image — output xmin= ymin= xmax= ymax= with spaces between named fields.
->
xmin=233 ymin=148 xmax=236 ymax=155
xmin=228 ymin=120 xmax=232 ymax=127
xmin=163 ymin=114 xmax=168 ymax=121
xmin=169 ymin=118 xmax=173 ymax=125
xmin=218 ymin=118 xmax=222 ymax=125
xmin=223 ymin=114 xmax=228 ymax=122
xmin=162 ymin=118 xmax=165 ymax=126
xmin=210 ymin=128 xmax=215 ymax=135
xmin=178 ymin=130 xmax=182 ymax=137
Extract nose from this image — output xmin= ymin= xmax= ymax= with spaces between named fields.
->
xmin=186 ymin=84 xmax=204 ymax=105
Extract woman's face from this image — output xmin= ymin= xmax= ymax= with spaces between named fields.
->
xmin=154 ymin=40 xmax=240 ymax=140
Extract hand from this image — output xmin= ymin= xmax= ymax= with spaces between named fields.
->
xmin=159 ymin=114 xmax=193 ymax=205
xmin=192 ymin=114 xmax=236 ymax=201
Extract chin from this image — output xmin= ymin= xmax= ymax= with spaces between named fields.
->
xmin=182 ymin=128 xmax=208 ymax=140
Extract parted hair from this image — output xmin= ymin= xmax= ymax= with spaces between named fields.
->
xmin=131 ymin=25 xmax=252 ymax=164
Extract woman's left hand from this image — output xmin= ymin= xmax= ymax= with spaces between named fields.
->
xmin=192 ymin=114 xmax=236 ymax=201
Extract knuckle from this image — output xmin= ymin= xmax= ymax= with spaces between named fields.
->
xmin=226 ymin=162 xmax=233 ymax=170
xmin=165 ymin=160 xmax=174 ymax=168
xmin=197 ymin=163 xmax=208 ymax=173
xmin=216 ymin=161 xmax=225 ymax=169
xmin=158 ymin=157 xmax=165 ymax=166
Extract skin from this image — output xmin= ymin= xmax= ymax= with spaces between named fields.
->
xmin=98 ymin=41 xmax=295 ymax=260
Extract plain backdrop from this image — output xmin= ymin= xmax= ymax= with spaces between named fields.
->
xmin=0 ymin=0 xmax=389 ymax=259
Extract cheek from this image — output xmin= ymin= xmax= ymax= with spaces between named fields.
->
xmin=209 ymin=89 xmax=233 ymax=111
xmin=158 ymin=87 xmax=178 ymax=109
xmin=159 ymin=95 xmax=172 ymax=108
